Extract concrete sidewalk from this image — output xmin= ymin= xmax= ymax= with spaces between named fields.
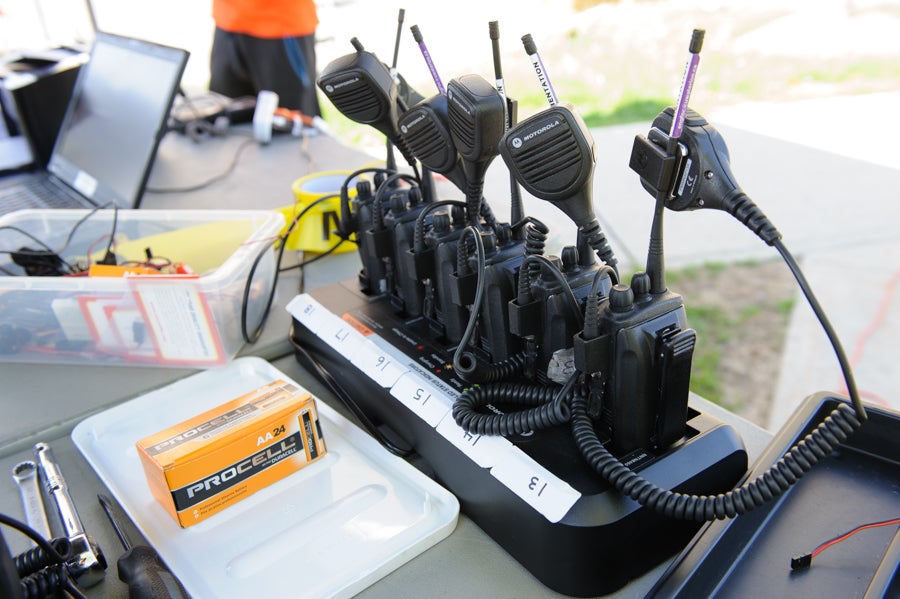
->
xmin=710 ymin=93 xmax=900 ymax=429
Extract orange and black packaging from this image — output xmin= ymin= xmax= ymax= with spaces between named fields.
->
xmin=136 ymin=379 xmax=327 ymax=527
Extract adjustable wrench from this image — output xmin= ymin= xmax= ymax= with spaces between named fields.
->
xmin=33 ymin=442 xmax=107 ymax=588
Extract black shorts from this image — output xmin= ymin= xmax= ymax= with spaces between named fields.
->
xmin=210 ymin=27 xmax=321 ymax=116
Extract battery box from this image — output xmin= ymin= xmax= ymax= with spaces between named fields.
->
xmin=136 ymin=379 xmax=326 ymax=527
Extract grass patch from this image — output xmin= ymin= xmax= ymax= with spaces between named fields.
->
xmin=776 ymin=297 xmax=795 ymax=315
xmin=582 ymin=97 xmax=670 ymax=127
xmin=796 ymin=60 xmax=900 ymax=85
xmin=685 ymin=304 xmax=730 ymax=402
xmin=668 ymin=260 xmax=795 ymax=409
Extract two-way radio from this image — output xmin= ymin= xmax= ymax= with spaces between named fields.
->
xmin=293 ymin=22 xmax=865 ymax=597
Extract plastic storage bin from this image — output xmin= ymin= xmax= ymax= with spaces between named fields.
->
xmin=0 ymin=209 xmax=284 ymax=367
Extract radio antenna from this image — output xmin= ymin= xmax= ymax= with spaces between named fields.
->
xmin=646 ymin=28 xmax=705 ymax=294
xmin=491 ymin=21 xmax=523 ymax=225
xmin=521 ymin=33 xmax=559 ymax=106
xmin=411 ymin=24 xmax=445 ymax=94
xmin=390 ymin=8 xmax=405 ymax=75
xmin=667 ymin=28 xmax=705 ymax=153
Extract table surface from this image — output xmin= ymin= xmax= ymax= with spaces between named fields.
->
xmin=0 ymin=126 xmax=774 ymax=598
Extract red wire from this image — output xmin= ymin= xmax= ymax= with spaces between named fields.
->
xmin=811 ymin=517 xmax=900 ymax=558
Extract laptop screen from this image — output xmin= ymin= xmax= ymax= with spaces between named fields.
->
xmin=47 ymin=32 xmax=188 ymax=209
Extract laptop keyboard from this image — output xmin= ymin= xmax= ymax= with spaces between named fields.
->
xmin=0 ymin=175 xmax=84 ymax=215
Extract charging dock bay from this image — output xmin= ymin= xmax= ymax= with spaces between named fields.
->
xmin=289 ymin=281 xmax=748 ymax=597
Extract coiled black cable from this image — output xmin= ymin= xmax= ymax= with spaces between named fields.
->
xmin=454 ymin=350 xmax=528 ymax=384
xmin=570 ymin=392 xmax=862 ymax=521
xmin=519 ymin=218 xmax=549 ymax=258
xmin=14 ymin=538 xmax=71 ymax=577
xmin=0 ymin=513 xmax=86 ymax=599
xmin=20 ymin=563 xmax=74 ymax=599
xmin=580 ymin=217 xmax=619 ymax=278
xmin=453 ymin=381 xmax=571 ymax=437
xmin=521 ymin=217 xmax=549 ymax=281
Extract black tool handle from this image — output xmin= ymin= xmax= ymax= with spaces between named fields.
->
xmin=118 ymin=545 xmax=190 ymax=599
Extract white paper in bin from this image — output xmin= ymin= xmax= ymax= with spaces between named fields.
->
xmin=71 ymin=357 xmax=459 ymax=598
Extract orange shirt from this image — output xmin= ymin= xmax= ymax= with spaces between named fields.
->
xmin=212 ymin=0 xmax=318 ymax=38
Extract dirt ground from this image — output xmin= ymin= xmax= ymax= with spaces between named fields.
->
xmin=671 ymin=260 xmax=797 ymax=428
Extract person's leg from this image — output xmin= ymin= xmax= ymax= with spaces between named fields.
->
xmin=209 ymin=27 xmax=255 ymax=100
xmin=237 ymin=34 xmax=321 ymax=116
xmin=285 ymin=34 xmax=321 ymax=117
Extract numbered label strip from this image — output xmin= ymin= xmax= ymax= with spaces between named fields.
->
xmin=287 ymin=293 xmax=580 ymax=522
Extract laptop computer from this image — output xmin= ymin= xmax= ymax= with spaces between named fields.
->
xmin=0 ymin=32 xmax=189 ymax=215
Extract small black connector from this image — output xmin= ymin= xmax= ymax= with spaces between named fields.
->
xmin=449 ymin=271 xmax=477 ymax=306
xmin=573 ymin=331 xmax=609 ymax=376
xmin=98 ymin=250 xmax=118 ymax=265
xmin=508 ymin=298 xmax=541 ymax=337
xmin=10 ymin=247 xmax=68 ymax=276
xmin=790 ymin=553 xmax=812 ymax=571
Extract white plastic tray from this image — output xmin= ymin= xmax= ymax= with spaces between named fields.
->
xmin=71 ymin=357 xmax=459 ymax=598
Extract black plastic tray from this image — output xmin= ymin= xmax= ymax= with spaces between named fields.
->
xmin=649 ymin=392 xmax=900 ymax=598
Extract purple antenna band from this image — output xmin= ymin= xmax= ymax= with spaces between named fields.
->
xmin=670 ymin=53 xmax=699 ymax=140
xmin=669 ymin=28 xmax=705 ymax=142
xmin=410 ymin=24 xmax=445 ymax=94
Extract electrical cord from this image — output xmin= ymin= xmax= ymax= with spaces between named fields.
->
xmin=144 ymin=134 xmax=257 ymax=194
xmin=451 ymin=224 xmax=591 ymax=385
xmin=56 ymin=202 xmax=116 ymax=257
xmin=241 ymin=233 xmax=284 ymax=344
xmin=370 ymin=172 xmax=421 ymax=239
xmin=570 ymin=390 xmax=861 ymax=521
xmin=413 ymin=200 xmax=467 ymax=252
xmin=278 ymin=238 xmax=347 ymax=273
xmin=451 ymin=226 xmax=487 ymax=379
xmin=450 ymin=182 xmax=868 ymax=522
xmin=289 ymin=324 xmax=414 ymax=457
xmin=774 ymin=239 xmax=864 ymax=419
xmin=374 ymin=172 xmax=420 ymax=206
xmin=0 ymin=515 xmax=65 ymax=570
xmin=337 ymin=167 xmax=397 ymax=238
xmin=567 ymin=205 xmax=868 ymax=522
xmin=0 ymin=513 xmax=86 ymax=599
xmin=1 ymin=204 xmax=119 ymax=276
xmin=0 ymin=225 xmax=77 ymax=276
xmin=589 ymin=264 xmax=619 ymax=293
xmin=513 ymin=216 xmax=549 ymax=261
xmin=2 ymin=229 xmax=65 ymax=269
xmin=791 ymin=516 xmax=900 ymax=570
xmin=452 ymin=372 xmax=574 ymax=436
xmin=521 ymin=254 xmax=584 ymax=329
xmin=240 ymin=193 xmax=340 ymax=344
xmin=14 ymin=538 xmax=72 ymax=577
